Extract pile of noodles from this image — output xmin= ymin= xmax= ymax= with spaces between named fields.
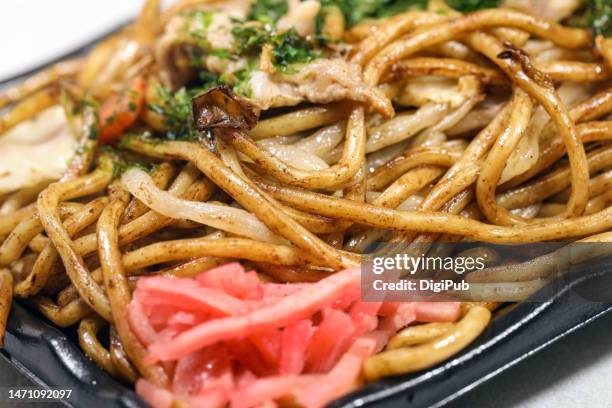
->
xmin=0 ymin=0 xmax=612 ymax=405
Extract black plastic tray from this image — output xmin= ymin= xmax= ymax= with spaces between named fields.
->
xmin=2 ymin=256 xmax=611 ymax=408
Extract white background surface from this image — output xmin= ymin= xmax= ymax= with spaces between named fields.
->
xmin=1 ymin=1 xmax=612 ymax=407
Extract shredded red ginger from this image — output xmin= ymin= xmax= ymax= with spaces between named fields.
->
xmin=128 ymin=263 xmax=460 ymax=408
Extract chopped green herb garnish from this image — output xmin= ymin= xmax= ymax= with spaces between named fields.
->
xmin=97 ymin=146 xmax=154 ymax=180
xmin=318 ymin=0 xmax=427 ymax=27
xmin=185 ymin=9 xmax=214 ymax=28
xmin=183 ymin=9 xmax=215 ymax=49
xmin=232 ymin=25 xmax=320 ymax=69
xmin=148 ymin=87 xmax=199 ymax=141
xmin=232 ymin=25 xmax=270 ymax=53
xmin=246 ymin=0 xmax=289 ymax=24
xmin=146 ymin=65 xmax=234 ymax=141
xmin=572 ymin=0 xmax=612 ymax=37
xmin=272 ymin=29 xmax=321 ymax=67
xmin=232 ymin=59 xmax=259 ymax=97
xmin=445 ymin=0 xmax=499 ymax=12
xmin=210 ymin=48 xmax=233 ymax=59
xmin=199 ymin=70 xmax=223 ymax=88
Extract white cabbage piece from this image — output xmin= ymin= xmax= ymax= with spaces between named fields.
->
xmin=0 ymin=106 xmax=74 ymax=194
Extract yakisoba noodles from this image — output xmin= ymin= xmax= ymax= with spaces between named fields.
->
xmin=0 ymin=0 xmax=611 ymax=406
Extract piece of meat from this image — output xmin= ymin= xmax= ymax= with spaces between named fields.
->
xmin=501 ymin=0 xmax=584 ymax=21
xmin=249 ymin=59 xmax=393 ymax=115
xmin=277 ymin=0 xmax=321 ymax=37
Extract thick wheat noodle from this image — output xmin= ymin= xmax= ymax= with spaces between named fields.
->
xmin=14 ymin=197 xmax=109 ymax=298
xmin=364 ymin=9 xmax=591 ymax=85
xmin=386 ymin=58 xmax=608 ymax=85
xmin=457 ymin=280 xmax=548 ymax=301
xmin=467 ymin=231 xmax=612 ymax=283
xmin=0 ymin=205 xmax=82 ymax=266
xmin=87 ymin=37 xmax=135 ymax=95
xmin=77 ymin=32 xmax=122 ymax=89
xmin=67 ymin=164 xmax=208 ymax=260
xmin=365 ymin=201 xmax=477 ymax=263
xmin=445 ymin=103 xmax=504 ymax=137
xmin=460 ymin=302 xmax=500 ymax=315
xmin=133 ymin=0 xmax=160 ymax=46
xmin=372 ymin=166 xmax=445 ymax=209
xmin=78 ymin=317 xmax=120 ymax=377
xmin=97 ymin=189 xmax=169 ymax=387
xmin=541 ymin=188 xmax=612 ymax=217
xmin=535 ymin=61 xmax=610 ymax=82
xmin=442 ymin=100 xmax=512 ymax=184
xmin=61 ymin=237 xmax=316 ymax=306
xmin=27 ymin=235 xmax=48 ymax=253
xmin=204 ymin=161 xmax=342 ymax=234
xmin=110 ymin=327 xmax=139 ymax=383
xmin=69 ymin=185 xmax=205 ymax=257
xmin=497 ymin=145 xmax=612 ymax=210
xmin=497 ymin=85 xmax=612 ymax=190
xmin=38 ymin=265 xmax=70 ymax=295
xmin=0 ymin=86 xmax=59 ymax=135
xmin=324 ymin=164 xmax=369 ymax=246
xmin=343 ymin=165 xmax=448 ymax=251
xmin=223 ymin=106 xmax=365 ymax=190
xmin=248 ymin=103 xmax=350 ymax=140
xmin=363 ymin=307 xmax=491 ymax=380
xmin=544 ymin=189 xmax=612 ymax=216
xmin=367 ymin=103 xmax=449 ymax=153
xmin=434 ymin=40 xmax=488 ymax=64
xmin=568 ymin=86 xmax=612 ymax=122
xmin=0 ymin=268 xmax=12 ymax=348
xmin=387 ymin=322 xmax=455 ymax=349
xmin=37 ymin=157 xmax=114 ymax=321
xmin=58 ymin=232 xmax=229 ymax=305
xmin=33 ymin=296 xmax=91 ymax=327
xmin=123 ymin=168 xmax=284 ymax=243
xmin=344 ymin=19 xmax=382 ymax=43
xmin=466 ymin=32 xmax=590 ymax=218
xmin=553 ymin=169 xmax=612 ymax=203
xmin=501 ymin=121 xmax=612 ymax=192
xmin=124 ymin=238 xmax=314 ymax=271
xmin=56 ymin=286 xmax=84 ymax=308
xmin=88 ymin=0 xmax=159 ymax=97
xmin=417 ymin=167 xmax=478 ymax=215
xmin=222 ymin=156 xmax=343 ymax=233
xmin=476 ymin=89 xmax=533 ymax=225
xmin=381 ymin=106 xmax=510 ymax=244
xmin=385 ymin=57 xmax=506 ymax=84
xmin=367 ymin=147 xmax=462 ymax=191
xmin=0 ymin=205 xmax=86 ymax=237
xmin=124 ymin=138 xmax=357 ymax=269
xmin=386 ymin=174 xmax=477 ymax=251
xmin=0 ymin=58 xmax=83 ymax=109
xmin=0 ymin=181 xmax=51 ymax=215
xmin=275 ymin=205 xmax=343 ymax=234
xmin=257 ymin=263 xmax=333 ymax=283
xmin=430 ymin=236 xmax=499 ymax=280
xmin=389 ymin=189 xmax=476 ymax=252
xmin=122 ymin=162 xmax=177 ymax=224
xmin=253 ymin=178 xmax=612 ymax=243
xmin=426 ymin=97 xmax=484 ymax=139
xmin=159 ymin=257 xmax=227 ymax=278
xmin=352 ymin=12 xmax=447 ymax=65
